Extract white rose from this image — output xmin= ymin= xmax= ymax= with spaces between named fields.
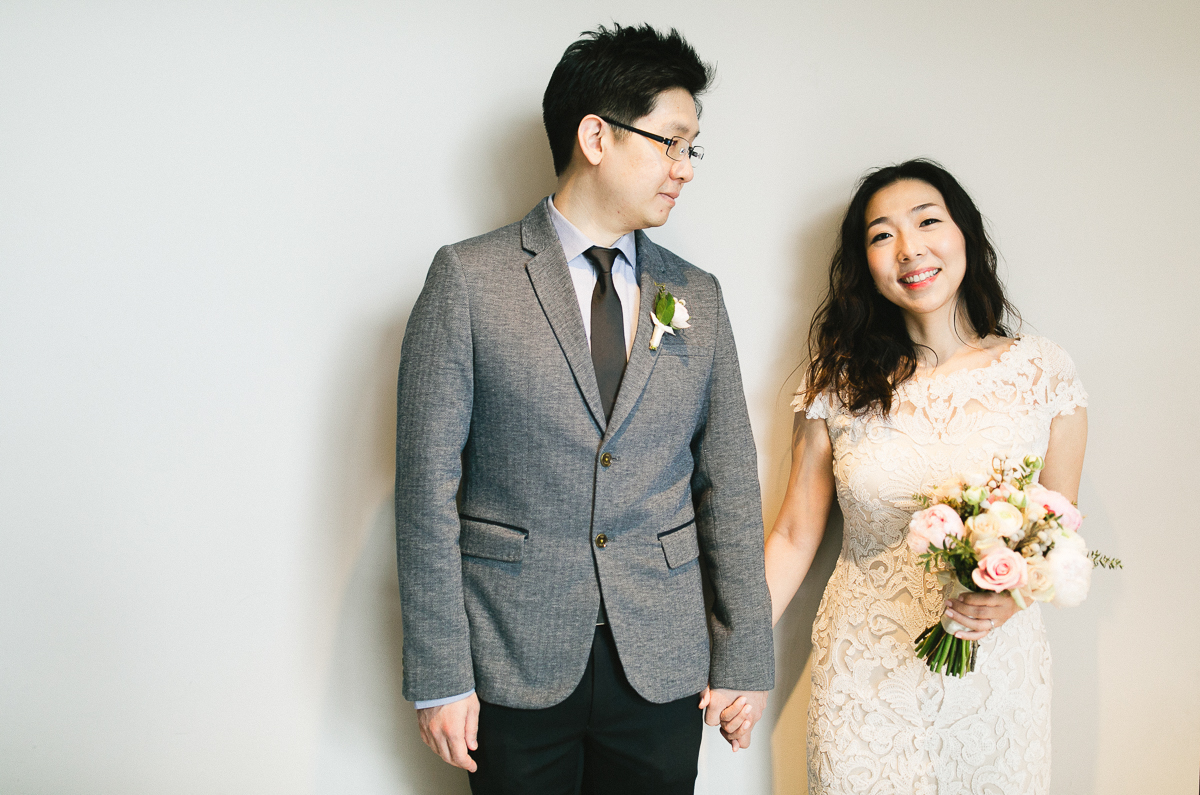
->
xmin=1051 ymin=527 xmax=1088 ymax=554
xmin=1048 ymin=544 xmax=1093 ymax=608
xmin=670 ymin=299 xmax=690 ymax=329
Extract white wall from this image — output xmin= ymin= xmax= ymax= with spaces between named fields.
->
xmin=2 ymin=2 xmax=1197 ymax=793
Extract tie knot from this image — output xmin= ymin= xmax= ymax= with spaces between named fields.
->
xmin=585 ymin=246 xmax=619 ymax=276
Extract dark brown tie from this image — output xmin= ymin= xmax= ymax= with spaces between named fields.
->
xmin=584 ymin=246 xmax=626 ymax=421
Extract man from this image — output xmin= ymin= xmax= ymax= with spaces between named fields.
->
xmin=395 ymin=24 xmax=772 ymax=793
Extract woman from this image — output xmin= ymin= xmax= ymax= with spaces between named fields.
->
xmin=751 ymin=160 xmax=1086 ymax=791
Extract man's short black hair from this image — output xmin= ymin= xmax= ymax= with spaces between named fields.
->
xmin=542 ymin=24 xmax=714 ymax=176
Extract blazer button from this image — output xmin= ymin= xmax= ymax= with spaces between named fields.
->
xmin=600 ymin=453 xmax=612 ymax=467
xmin=594 ymin=533 xmax=608 ymax=548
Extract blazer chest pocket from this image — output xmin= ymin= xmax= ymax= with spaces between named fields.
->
xmin=658 ymin=520 xmax=699 ymax=570
xmin=655 ymin=344 xmax=712 ymax=358
xmin=459 ymin=517 xmax=527 ymax=563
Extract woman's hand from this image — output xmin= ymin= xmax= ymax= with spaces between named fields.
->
xmin=944 ymin=590 xmax=1019 ymax=640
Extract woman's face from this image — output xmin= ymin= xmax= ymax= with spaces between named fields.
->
xmin=864 ymin=179 xmax=967 ymax=319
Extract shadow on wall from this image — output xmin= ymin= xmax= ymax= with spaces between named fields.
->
xmin=759 ymin=203 xmax=846 ymax=795
xmin=1040 ymin=471 xmax=1112 ymax=795
xmin=313 ymin=116 xmax=558 ymax=794
xmin=311 ymin=312 xmax=471 ymax=795
xmin=458 ymin=113 xmax=560 ymax=234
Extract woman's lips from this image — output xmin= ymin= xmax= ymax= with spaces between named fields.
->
xmin=899 ymin=268 xmax=940 ymax=289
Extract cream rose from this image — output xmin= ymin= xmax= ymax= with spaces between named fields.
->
xmin=1025 ymin=555 xmax=1056 ymax=603
xmin=907 ymin=504 xmax=965 ymax=553
xmin=985 ymin=501 xmax=1025 ymax=539
xmin=972 ymin=547 xmax=1029 ymax=592
xmin=965 ymin=512 xmax=1006 ymax=555
xmin=932 ymin=475 xmax=966 ymax=502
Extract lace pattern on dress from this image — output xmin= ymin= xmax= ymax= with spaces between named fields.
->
xmin=792 ymin=336 xmax=1086 ymax=794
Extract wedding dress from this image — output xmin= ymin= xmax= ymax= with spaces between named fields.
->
xmin=793 ymin=335 xmax=1087 ymax=795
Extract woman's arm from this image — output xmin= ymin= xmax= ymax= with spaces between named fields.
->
xmin=1039 ymin=408 xmax=1088 ymax=501
xmin=765 ymin=411 xmax=837 ymax=626
xmin=716 ymin=410 xmax=836 ymax=742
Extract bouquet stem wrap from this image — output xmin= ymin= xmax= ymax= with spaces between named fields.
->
xmin=914 ymin=575 xmax=977 ymax=677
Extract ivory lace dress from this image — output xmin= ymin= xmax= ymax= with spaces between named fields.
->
xmin=793 ymin=335 xmax=1087 ymax=795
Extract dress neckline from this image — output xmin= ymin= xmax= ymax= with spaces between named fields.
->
xmin=907 ymin=335 xmax=1029 ymax=385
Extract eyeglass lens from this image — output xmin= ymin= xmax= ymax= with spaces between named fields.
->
xmin=666 ymin=138 xmax=704 ymax=162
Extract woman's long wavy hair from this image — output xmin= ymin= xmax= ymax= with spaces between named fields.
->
xmin=803 ymin=159 xmax=1019 ymax=415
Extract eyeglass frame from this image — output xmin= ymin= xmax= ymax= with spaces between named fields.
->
xmin=598 ymin=116 xmax=705 ymax=163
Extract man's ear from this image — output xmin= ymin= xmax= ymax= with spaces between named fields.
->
xmin=575 ymin=114 xmax=606 ymax=167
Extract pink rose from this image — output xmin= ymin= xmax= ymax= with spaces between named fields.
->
xmin=1027 ymin=485 xmax=1083 ymax=532
xmin=972 ymin=547 xmax=1029 ymax=592
xmin=907 ymin=504 xmax=965 ymax=553
xmin=987 ymin=482 xmax=1015 ymax=504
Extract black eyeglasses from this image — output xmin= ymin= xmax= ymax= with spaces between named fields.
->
xmin=600 ymin=116 xmax=705 ymax=164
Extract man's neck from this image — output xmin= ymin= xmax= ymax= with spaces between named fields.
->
xmin=552 ymin=175 xmax=631 ymax=247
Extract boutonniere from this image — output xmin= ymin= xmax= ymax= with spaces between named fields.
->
xmin=649 ymin=284 xmax=691 ymax=350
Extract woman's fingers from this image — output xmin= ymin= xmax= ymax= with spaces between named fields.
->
xmin=719 ymin=696 xmax=748 ymax=723
xmin=944 ymin=603 xmax=997 ymax=639
xmin=947 ymin=590 xmax=1018 ymax=634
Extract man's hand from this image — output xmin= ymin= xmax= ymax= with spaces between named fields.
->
xmin=416 ymin=693 xmax=480 ymax=772
xmin=698 ymin=687 xmax=767 ymax=752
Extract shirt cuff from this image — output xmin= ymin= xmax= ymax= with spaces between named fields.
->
xmin=414 ymin=689 xmax=475 ymax=710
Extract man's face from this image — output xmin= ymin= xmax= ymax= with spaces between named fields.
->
xmin=598 ymin=87 xmax=699 ymax=232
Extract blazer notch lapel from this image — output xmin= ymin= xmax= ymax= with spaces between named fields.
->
xmin=523 ymin=203 xmax=607 ymax=431
xmin=604 ymin=233 xmax=666 ymax=436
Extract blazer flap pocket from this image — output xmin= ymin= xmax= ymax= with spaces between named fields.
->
xmin=655 ymin=344 xmax=712 ymax=358
xmin=658 ymin=520 xmax=699 ymax=569
xmin=460 ymin=518 xmax=526 ymax=563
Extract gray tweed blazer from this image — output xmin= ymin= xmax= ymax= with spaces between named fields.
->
xmin=395 ymin=199 xmax=774 ymax=709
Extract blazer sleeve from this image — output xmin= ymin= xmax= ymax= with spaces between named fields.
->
xmin=691 ymin=275 xmax=775 ymax=692
xmin=394 ymin=245 xmax=475 ymax=703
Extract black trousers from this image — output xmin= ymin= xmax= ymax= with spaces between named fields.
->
xmin=467 ymin=624 xmax=703 ymax=795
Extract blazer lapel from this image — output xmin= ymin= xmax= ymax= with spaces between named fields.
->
xmin=522 ymin=200 xmax=608 ymax=430
xmin=604 ymin=231 xmax=664 ymax=437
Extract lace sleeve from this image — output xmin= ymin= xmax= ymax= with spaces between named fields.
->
xmin=1032 ymin=337 xmax=1088 ymax=417
xmin=791 ymin=387 xmax=831 ymax=420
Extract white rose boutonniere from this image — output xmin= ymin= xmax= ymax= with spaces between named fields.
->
xmin=649 ymin=284 xmax=690 ymax=350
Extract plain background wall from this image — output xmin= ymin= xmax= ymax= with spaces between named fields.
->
xmin=2 ymin=2 xmax=1197 ymax=793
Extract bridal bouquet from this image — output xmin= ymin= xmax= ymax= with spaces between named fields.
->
xmin=907 ymin=455 xmax=1121 ymax=677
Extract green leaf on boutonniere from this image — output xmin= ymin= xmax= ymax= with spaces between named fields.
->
xmin=654 ymin=287 xmax=675 ymax=326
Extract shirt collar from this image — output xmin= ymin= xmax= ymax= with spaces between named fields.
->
xmin=548 ymin=195 xmax=637 ymax=272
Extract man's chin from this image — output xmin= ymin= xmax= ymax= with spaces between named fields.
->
xmin=640 ymin=209 xmax=672 ymax=229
